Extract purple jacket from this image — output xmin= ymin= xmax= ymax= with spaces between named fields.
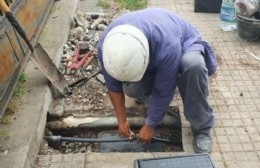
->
xmin=97 ymin=8 xmax=217 ymax=127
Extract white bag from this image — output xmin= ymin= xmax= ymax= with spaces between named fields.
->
xmin=235 ymin=0 xmax=260 ymax=17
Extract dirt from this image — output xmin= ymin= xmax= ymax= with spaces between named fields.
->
xmin=40 ymin=125 xmax=183 ymax=155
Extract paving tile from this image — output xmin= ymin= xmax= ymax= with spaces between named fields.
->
xmin=222 ymin=152 xmax=236 ymax=161
xmin=72 ymin=153 xmax=85 ymax=163
xmin=63 ymin=154 xmax=74 ymax=162
xmin=51 ymin=154 xmax=63 ymax=163
xmin=36 ymin=1 xmax=260 ymax=167
xmin=213 ymin=161 xmax=225 ymax=168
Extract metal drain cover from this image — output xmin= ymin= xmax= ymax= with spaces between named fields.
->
xmin=134 ymin=154 xmax=215 ymax=168
xmin=99 ymin=132 xmax=162 ymax=153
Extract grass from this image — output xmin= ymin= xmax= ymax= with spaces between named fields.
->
xmin=1 ymin=98 xmax=17 ymax=125
xmin=0 ymin=130 xmax=8 ymax=137
xmin=0 ymin=73 xmax=26 ymax=124
xmin=96 ymin=0 xmax=111 ymax=9
xmin=115 ymin=0 xmax=148 ymax=10
xmin=96 ymin=0 xmax=148 ymax=10
xmin=13 ymin=73 xmax=27 ymax=98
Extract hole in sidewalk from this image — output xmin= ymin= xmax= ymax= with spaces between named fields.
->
xmin=43 ymin=127 xmax=182 ymax=154
xmin=40 ymin=107 xmax=183 ymax=154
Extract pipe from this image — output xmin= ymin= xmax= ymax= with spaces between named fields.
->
xmin=47 ymin=116 xmax=180 ymax=130
xmin=45 ymin=135 xmax=182 ymax=145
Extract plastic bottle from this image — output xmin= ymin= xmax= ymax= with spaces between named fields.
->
xmin=219 ymin=0 xmax=237 ymax=31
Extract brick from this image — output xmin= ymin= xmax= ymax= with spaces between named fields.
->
xmin=243 ymin=118 xmax=255 ymax=126
xmin=213 ymin=161 xmax=225 ymax=168
xmin=50 ymin=162 xmax=62 ymax=168
xmin=242 ymin=143 xmax=254 ymax=151
xmin=235 ymin=127 xmax=248 ymax=135
xmin=220 ymin=144 xmax=232 ymax=152
xmin=228 ymin=135 xmax=240 ymax=143
xmin=250 ymin=134 xmax=260 ymax=142
xmin=225 ymin=128 xmax=236 ymax=135
xmin=62 ymin=163 xmax=72 ymax=168
xmin=239 ymin=135 xmax=250 ymax=142
xmin=222 ymin=120 xmax=234 ymax=127
xmin=217 ymin=135 xmax=229 ymax=143
xmin=246 ymin=152 xmax=259 ymax=161
xmin=222 ymin=152 xmax=235 ymax=161
xmin=253 ymin=142 xmax=260 ymax=150
xmin=218 ymin=112 xmax=231 ymax=119
xmin=214 ymin=128 xmax=226 ymax=135
xmin=230 ymin=112 xmax=241 ymax=119
xmin=245 ymin=126 xmax=258 ymax=134
xmin=38 ymin=155 xmax=51 ymax=162
xmin=51 ymin=154 xmax=63 ymax=163
xmin=63 ymin=154 xmax=73 ymax=162
xmin=233 ymin=119 xmax=244 ymax=126
xmin=210 ymin=153 xmax=222 ymax=161
xmin=254 ymin=118 xmax=260 ymax=125
xmin=231 ymin=143 xmax=243 ymax=151
xmin=72 ymin=153 xmax=85 ymax=163
xmin=234 ymin=152 xmax=248 ymax=161
xmin=239 ymin=112 xmax=250 ymax=119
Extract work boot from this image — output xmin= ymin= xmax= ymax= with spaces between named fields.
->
xmin=193 ymin=132 xmax=212 ymax=153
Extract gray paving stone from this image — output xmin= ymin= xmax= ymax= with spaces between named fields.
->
xmin=34 ymin=0 xmax=260 ymax=167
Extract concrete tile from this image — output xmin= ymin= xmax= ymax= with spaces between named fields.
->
xmin=242 ymin=143 xmax=254 ymax=151
xmin=63 ymin=154 xmax=74 ymax=162
xmin=222 ymin=152 xmax=236 ymax=161
xmin=36 ymin=1 xmax=260 ymax=168
xmin=49 ymin=162 xmax=62 ymax=168
xmin=210 ymin=152 xmax=222 ymax=161
xmin=72 ymin=153 xmax=85 ymax=163
xmin=213 ymin=161 xmax=225 ymax=168
xmin=51 ymin=154 xmax=63 ymax=163
xmin=231 ymin=143 xmax=243 ymax=152
xmin=220 ymin=144 xmax=233 ymax=152
xmin=217 ymin=135 xmax=229 ymax=143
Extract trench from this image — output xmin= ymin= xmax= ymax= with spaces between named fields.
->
xmin=40 ymin=106 xmax=183 ymax=154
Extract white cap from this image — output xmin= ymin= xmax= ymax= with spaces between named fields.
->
xmin=102 ymin=24 xmax=149 ymax=82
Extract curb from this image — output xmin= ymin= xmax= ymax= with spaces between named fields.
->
xmin=0 ymin=1 xmax=78 ymax=168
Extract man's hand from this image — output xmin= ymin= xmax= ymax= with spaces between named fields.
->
xmin=118 ymin=121 xmax=135 ymax=139
xmin=138 ymin=124 xmax=155 ymax=144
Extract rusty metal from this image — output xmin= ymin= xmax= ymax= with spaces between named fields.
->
xmin=32 ymin=43 xmax=69 ymax=95
xmin=67 ymin=45 xmax=91 ymax=73
xmin=0 ymin=0 xmax=54 ymax=117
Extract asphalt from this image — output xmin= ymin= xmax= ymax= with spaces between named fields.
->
xmin=1 ymin=0 xmax=260 ymax=168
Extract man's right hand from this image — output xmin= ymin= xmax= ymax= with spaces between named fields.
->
xmin=118 ymin=121 xmax=135 ymax=139
xmin=107 ymin=91 xmax=135 ymax=139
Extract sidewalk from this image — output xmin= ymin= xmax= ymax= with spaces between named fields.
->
xmin=1 ymin=0 xmax=259 ymax=168
xmin=36 ymin=1 xmax=260 ymax=167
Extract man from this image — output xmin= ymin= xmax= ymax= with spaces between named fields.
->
xmin=97 ymin=8 xmax=217 ymax=153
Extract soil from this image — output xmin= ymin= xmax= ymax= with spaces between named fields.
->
xmin=40 ymin=125 xmax=183 ymax=155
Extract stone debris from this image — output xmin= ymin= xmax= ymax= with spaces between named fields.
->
xmin=47 ymin=10 xmax=132 ymax=123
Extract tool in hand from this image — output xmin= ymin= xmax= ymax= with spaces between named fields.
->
xmin=0 ymin=0 xmax=70 ymax=96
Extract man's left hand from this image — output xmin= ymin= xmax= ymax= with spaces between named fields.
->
xmin=138 ymin=124 xmax=154 ymax=144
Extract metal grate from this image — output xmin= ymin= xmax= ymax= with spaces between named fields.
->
xmin=134 ymin=154 xmax=215 ymax=168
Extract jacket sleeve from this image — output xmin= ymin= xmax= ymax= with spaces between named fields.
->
xmin=145 ymin=50 xmax=181 ymax=128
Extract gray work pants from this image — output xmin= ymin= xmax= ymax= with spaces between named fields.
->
xmin=123 ymin=51 xmax=214 ymax=134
